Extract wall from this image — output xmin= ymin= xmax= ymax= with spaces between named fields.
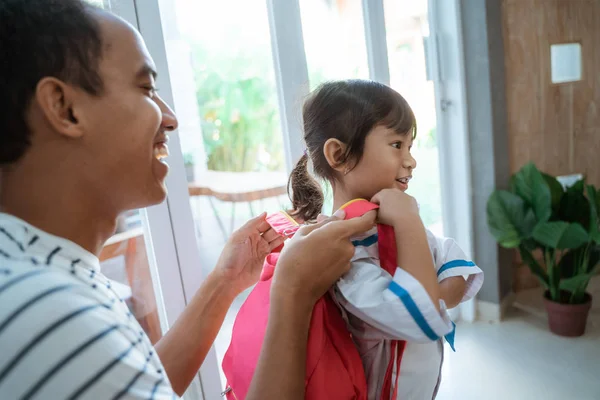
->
xmin=460 ymin=0 xmax=513 ymax=310
xmin=502 ymin=0 xmax=600 ymax=291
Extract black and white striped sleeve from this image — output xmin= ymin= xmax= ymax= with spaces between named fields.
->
xmin=0 ymin=268 xmax=177 ymax=400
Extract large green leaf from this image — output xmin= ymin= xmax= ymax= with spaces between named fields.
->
xmin=532 ymin=221 xmax=589 ymax=249
xmin=569 ymin=178 xmax=585 ymax=193
xmin=513 ymin=163 xmax=552 ymax=223
xmin=522 ymin=209 xmax=537 ymax=238
xmin=542 ymin=173 xmax=564 ymax=215
xmin=586 ymin=185 xmax=600 ymax=244
xmin=487 ymin=191 xmax=526 ymax=248
xmin=559 ymin=245 xmax=600 ymax=279
xmin=559 ymin=184 xmax=591 ymax=228
xmin=560 ymin=273 xmax=594 ymax=293
xmin=558 ymin=247 xmax=583 ymax=279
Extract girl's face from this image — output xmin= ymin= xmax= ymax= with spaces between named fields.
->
xmin=341 ymin=125 xmax=417 ymax=200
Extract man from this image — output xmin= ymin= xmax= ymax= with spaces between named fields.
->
xmin=0 ymin=1 xmax=375 ymax=399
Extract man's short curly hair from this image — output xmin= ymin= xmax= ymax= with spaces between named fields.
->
xmin=0 ymin=0 xmax=104 ymax=165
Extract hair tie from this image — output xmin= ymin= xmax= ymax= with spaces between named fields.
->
xmin=303 ymin=148 xmax=308 ymax=157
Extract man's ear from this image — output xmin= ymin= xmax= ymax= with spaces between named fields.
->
xmin=34 ymin=77 xmax=85 ymax=139
xmin=323 ymin=138 xmax=349 ymax=173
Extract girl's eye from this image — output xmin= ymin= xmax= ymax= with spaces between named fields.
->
xmin=391 ymin=142 xmax=402 ymax=149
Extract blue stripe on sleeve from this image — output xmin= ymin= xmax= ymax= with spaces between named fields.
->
xmin=351 ymin=234 xmax=378 ymax=248
xmin=437 ymin=260 xmax=476 ymax=276
xmin=388 ymin=280 xmax=439 ymax=341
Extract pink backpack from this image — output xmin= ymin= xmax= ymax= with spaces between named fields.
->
xmin=222 ymin=200 xmax=405 ymax=399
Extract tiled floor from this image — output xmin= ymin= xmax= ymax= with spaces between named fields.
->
xmin=438 ymin=277 xmax=600 ymax=400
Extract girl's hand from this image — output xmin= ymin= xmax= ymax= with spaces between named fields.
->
xmin=371 ymin=188 xmax=420 ymax=227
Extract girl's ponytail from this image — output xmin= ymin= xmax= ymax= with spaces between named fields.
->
xmin=288 ymin=153 xmax=324 ymax=222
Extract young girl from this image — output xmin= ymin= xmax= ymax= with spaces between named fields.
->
xmin=288 ymin=79 xmax=484 ymax=399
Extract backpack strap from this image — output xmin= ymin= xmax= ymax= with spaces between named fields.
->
xmin=258 ymin=212 xmax=301 ymax=281
xmin=341 ymin=199 xmax=408 ymax=400
xmin=339 ymin=198 xmax=379 ymax=218
xmin=266 ymin=211 xmax=301 ymax=253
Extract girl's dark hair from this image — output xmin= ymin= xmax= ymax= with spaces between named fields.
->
xmin=288 ymin=80 xmax=417 ymax=222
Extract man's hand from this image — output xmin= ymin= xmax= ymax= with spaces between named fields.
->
xmin=156 ymin=214 xmax=284 ymax=395
xmin=272 ymin=210 xmax=376 ymax=307
xmin=214 ymin=213 xmax=285 ymax=295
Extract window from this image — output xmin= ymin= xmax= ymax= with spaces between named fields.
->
xmin=89 ymin=0 xmax=174 ymax=348
xmin=100 ymin=210 xmax=164 ymax=344
xmin=384 ymin=0 xmax=443 ymax=234
xmin=156 ymin=0 xmax=290 ymax=386
xmin=300 ymin=0 xmax=370 ymax=88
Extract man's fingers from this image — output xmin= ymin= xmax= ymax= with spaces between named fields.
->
xmin=296 ymin=210 xmax=346 ymax=237
xmin=323 ymin=211 xmax=377 ymax=239
xmin=239 ymin=212 xmax=271 ymax=232
xmin=262 ymin=228 xmax=280 ymax=243
xmin=268 ymin=236 xmax=285 ymax=252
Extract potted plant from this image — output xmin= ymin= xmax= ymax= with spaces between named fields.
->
xmin=183 ymin=153 xmax=195 ymax=183
xmin=487 ymin=162 xmax=600 ymax=336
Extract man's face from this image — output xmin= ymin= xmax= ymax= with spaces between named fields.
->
xmin=76 ymin=14 xmax=177 ymax=212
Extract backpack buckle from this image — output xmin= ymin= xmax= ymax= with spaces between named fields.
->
xmin=221 ymin=386 xmax=232 ymax=397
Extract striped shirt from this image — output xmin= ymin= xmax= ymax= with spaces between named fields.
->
xmin=0 ymin=213 xmax=177 ymax=399
xmin=333 ymin=227 xmax=484 ymax=400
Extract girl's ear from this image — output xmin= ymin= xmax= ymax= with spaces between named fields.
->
xmin=323 ymin=138 xmax=348 ymax=173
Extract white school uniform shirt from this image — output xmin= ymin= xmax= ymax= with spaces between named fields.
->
xmin=333 ymin=227 xmax=484 ymax=400
xmin=0 ymin=213 xmax=177 ymax=399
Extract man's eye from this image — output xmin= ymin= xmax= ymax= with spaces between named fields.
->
xmin=143 ymin=86 xmax=158 ymax=96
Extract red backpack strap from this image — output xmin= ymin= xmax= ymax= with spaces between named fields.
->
xmin=380 ymin=340 xmax=406 ymax=400
xmin=339 ymin=198 xmax=379 ymax=218
xmin=341 ymin=200 xmax=406 ymax=400
xmin=340 ymin=199 xmax=398 ymax=276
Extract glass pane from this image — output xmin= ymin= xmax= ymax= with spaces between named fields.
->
xmin=99 ymin=210 xmax=164 ymax=344
xmin=300 ymin=0 xmax=370 ymax=89
xmin=92 ymin=0 xmax=165 ymax=346
xmin=158 ymin=0 xmax=288 ymax=387
xmin=384 ymin=0 xmax=444 ymax=235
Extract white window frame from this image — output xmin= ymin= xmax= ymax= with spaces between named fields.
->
xmin=362 ymin=0 xmax=390 ymax=85
xmin=132 ymin=0 xmax=474 ymax=397
xmin=267 ymin=0 xmax=310 ymax=173
xmin=427 ymin=0 xmax=475 ymax=321
xmin=108 ymin=1 xmax=206 ymax=399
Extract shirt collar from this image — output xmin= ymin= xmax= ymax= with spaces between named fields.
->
xmin=0 ymin=212 xmax=100 ymax=272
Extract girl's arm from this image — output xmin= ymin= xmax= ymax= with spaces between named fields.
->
xmin=334 ymin=255 xmax=453 ymax=342
xmin=393 ymin=215 xmax=441 ymax=310
xmin=440 ymin=277 xmax=467 ymax=309
xmin=336 ymin=189 xmax=451 ymax=342
xmin=428 ymin=230 xmax=484 ymax=309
